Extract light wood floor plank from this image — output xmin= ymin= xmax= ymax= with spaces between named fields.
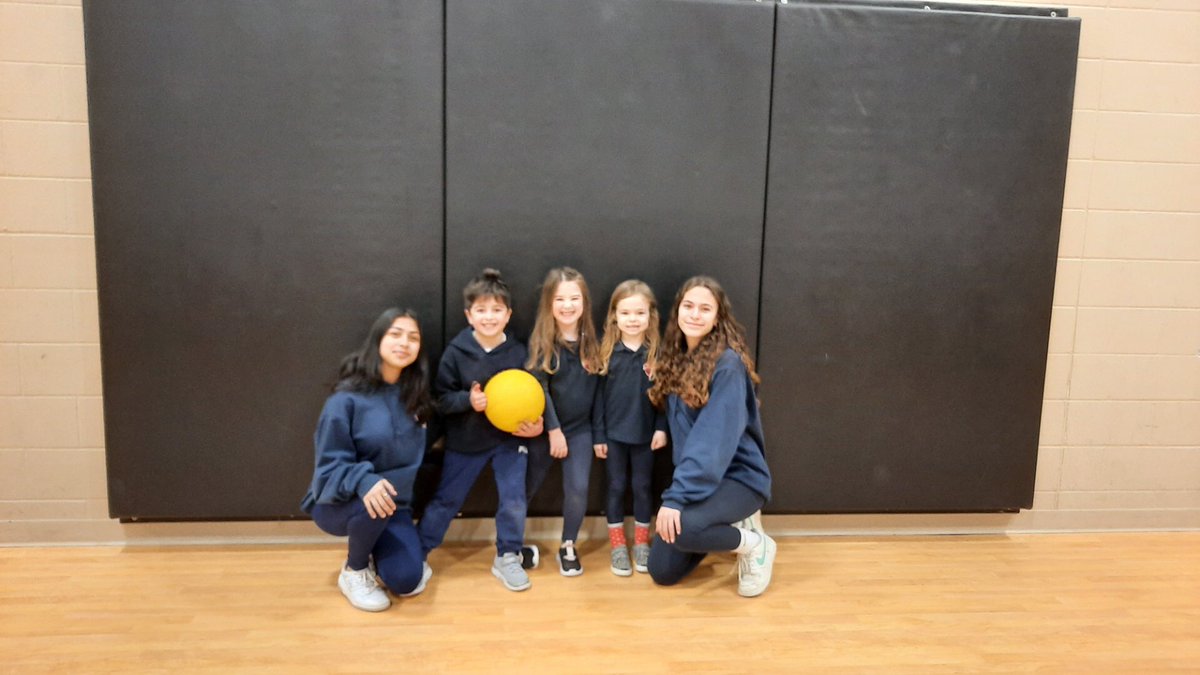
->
xmin=1 ymin=533 xmax=1197 ymax=673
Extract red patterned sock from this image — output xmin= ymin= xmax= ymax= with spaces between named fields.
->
xmin=634 ymin=523 xmax=651 ymax=545
xmin=608 ymin=523 xmax=627 ymax=548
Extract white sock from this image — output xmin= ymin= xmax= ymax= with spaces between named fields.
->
xmin=733 ymin=528 xmax=762 ymax=555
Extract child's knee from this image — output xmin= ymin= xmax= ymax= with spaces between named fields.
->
xmin=378 ymin=561 xmax=423 ymax=595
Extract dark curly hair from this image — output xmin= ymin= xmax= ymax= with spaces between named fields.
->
xmin=648 ymin=276 xmax=759 ymax=409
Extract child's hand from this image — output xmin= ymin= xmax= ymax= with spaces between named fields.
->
xmin=593 ymin=443 xmax=608 ymax=459
xmin=650 ymin=430 xmax=668 ymax=451
xmin=363 ymin=479 xmax=398 ymax=519
xmin=513 ymin=416 xmax=544 ymax=438
xmin=469 ymin=382 xmax=487 ymax=412
xmin=549 ymin=428 xmax=568 ymax=459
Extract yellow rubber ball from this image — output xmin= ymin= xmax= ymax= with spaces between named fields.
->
xmin=483 ymin=369 xmax=545 ymax=433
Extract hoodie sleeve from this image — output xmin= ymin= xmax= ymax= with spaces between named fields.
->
xmin=309 ymin=395 xmax=381 ymax=505
xmin=653 ymin=407 xmax=668 ymax=435
xmin=592 ymin=375 xmax=607 ymax=444
xmin=531 ymin=365 xmax=562 ymax=431
xmin=660 ymin=356 xmax=748 ymax=510
xmin=434 ymin=349 xmax=472 ymax=415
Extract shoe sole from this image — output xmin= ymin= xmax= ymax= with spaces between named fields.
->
xmin=492 ymin=566 xmax=532 ymax=592
xmin=610 ymin=565 xmax=633 ymax=577
xmin=634 ymin=564 xmax=648 ymax=574
xmin=521 ymin=545 xmax=540 ymax=570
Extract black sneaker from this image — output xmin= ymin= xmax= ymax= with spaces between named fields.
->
xmin=557 ymin=543 xmax=583 ymax=577
xmin=520 ymin=544 xmax=540 ymax=570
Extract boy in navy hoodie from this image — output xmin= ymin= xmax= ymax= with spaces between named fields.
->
xmin=417 ymin=269 xmax=544 ymax=591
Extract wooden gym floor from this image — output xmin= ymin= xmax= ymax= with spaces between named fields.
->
xmin=1 ymin=532 xmax=1198 ymax=673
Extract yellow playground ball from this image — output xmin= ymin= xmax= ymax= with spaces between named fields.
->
xmin=483 ymin=369 xmax=545 ymax=433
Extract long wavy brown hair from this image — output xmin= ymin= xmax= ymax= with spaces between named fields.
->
xmin=526 ymin=267 xmax=600 ymax=374
xmin=648 ymin=276 xmax=759 ymax=409
xmin=597 ymin=279 xmax=660 ymax=376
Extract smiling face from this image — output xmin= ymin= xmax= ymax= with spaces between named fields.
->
xmin=615 ymin=293 xmax=650 ymax=343
xmin=551 ymin=280 xmax=584 ymax=337
xmin=378 ymin=316 xmax=420 ymax=382
xmin=677 ymin=286 xmax=718 ymax=350
xmin=465 ymin=294 xmax=512 ymax=343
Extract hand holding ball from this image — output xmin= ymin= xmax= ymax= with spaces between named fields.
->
xmin=483 ymin=369 xmax=545 ymax=433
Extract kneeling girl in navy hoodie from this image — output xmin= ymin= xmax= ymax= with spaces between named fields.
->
xmin=646 ymin=276 xmax=778 ymax=598
xmin=301 ymin=307 xmax=436 ymax=612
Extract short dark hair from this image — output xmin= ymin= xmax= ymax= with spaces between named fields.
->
xmin=463 ymin=268 xmax=511 ymax=309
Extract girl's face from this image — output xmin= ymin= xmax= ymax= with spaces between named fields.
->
xmin=552 ymin=280 xmax=584 ymax=332
xmin=615 ymin=293 xmax=650 ymax=341
xmin=379 ymin=316 xmax=421 ymax=380
xmin=677 ymin=286 xmax=718 ymax=348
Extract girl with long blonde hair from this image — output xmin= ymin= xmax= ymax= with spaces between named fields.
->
xmin=592 ymin=280 xmax=668 ymax=576
xmin=524 ymin=267 xmax=601 ymax=576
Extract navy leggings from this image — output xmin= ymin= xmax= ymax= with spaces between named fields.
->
xmin=604 ymin=440 xmax=654 ymax=525
xmin=310 ymin=501 xmax=426 ymax=595
xmin=526 ymin=429 xmax=593 ymax=543
xmin=648 ymin=478 xmax=764 ymax=586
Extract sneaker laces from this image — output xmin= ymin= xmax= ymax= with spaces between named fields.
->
xmin=346 ymin=567 xmax=378 ymax=591
xmin=501 ymin=553 xmax=523 ymax=574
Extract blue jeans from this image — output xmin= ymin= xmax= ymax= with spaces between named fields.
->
xmin=604 ymin=440 xmax=654 ymax=525
xmin=417 ymin=443 xmax=527 ymax=555
xmin=310 ymin=501 xmax=426 ymax=594
xmin=526 ymin=429 xmax=593 ymax=543
xmin=648 ymin=478 xmax=764 ymax=586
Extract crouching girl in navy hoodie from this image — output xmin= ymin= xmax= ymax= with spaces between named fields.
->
xmin=301 ymin=307 xmax=436 ymax=612
xmin=646 ymin=276 xmax=777 ymax=598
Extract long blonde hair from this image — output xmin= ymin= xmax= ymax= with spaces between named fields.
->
xmin=648 ymin=276 xmax=759 ymax=409
xmin=526 ymin=267 xmax=600 ymax=374
xmin=597 ymin=280 xmax=660 ymax=376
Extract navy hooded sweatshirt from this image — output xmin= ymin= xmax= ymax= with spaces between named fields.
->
xmin=661 ymin=348 xmax=771 ymax=511
xmin=531 ymin=341 xmax=599 ymax=437
xmin=300 ymin=385 xmax=425 ymax=513
xmin=435 ymin=327 xmax=528 ymax=454
xmin=593 ymin=341 xmax=666 ymax=445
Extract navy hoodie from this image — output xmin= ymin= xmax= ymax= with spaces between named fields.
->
xmin=436 ymin=327 xmax=528 ymax=454
xmin=531 ymin=341 xmax=599 ymax=437
xmin=593 ymin=341 xmax=666 ymax=445
xmin=300 ymin=385 xmax=425 ymax=513
xmin=661 ymin=349 xmax=771 ymax=510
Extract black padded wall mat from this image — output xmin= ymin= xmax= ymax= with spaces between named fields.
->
xmin=84 ymin=1 xmax=444 ymax=519
xmin=759 ymin=4 xmax=1079 ymax=512
xmin=444 ymin=0 xmax=774 ymax=516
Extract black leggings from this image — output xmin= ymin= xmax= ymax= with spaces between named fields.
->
xmin=648 ymin=478 xmax=764 ymax=586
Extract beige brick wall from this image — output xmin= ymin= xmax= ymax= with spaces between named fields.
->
xmin=0 ymin=0 xmax=1196 ymax=544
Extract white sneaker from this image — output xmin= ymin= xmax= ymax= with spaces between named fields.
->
xmin=398 ymin=562 xmax=433 ymax=598
xmin=338 ymin=565 xmax=391 ymax=612
xmin=737 ymin=532 xmax=777 ymax=598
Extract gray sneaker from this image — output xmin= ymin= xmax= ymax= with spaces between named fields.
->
xmin=492 ymin=552 xmax=532 ymax=592
xmin=610 ymin=546 xmax=632 ymax=577
xmin=632 ymin=543 xmax=650 ymax=574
